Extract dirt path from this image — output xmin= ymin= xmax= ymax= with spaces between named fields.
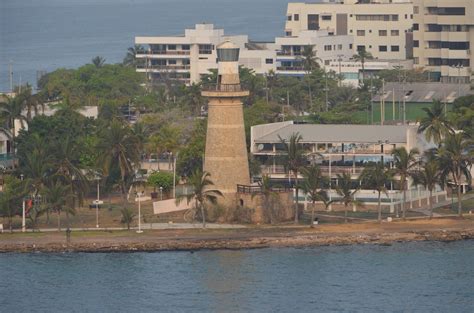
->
xmin=1 ymin=218 xmax=473 ymax=253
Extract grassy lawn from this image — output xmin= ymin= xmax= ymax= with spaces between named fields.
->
xmin=353 ymin=103 xmax=452 ymax=124
xmin=311 ymin=209 xmax=424 ymax=220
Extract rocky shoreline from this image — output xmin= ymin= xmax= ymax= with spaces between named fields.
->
xmin=1 ymin=228 xmax=473 ymax=253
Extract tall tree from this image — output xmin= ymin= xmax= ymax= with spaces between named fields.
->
xmin=252 ymin=175 xmax=281 ymax=224
xmin=0 ymin=94 xmax=27 ymax=161
xmin=300 ymin=45 xmax=319 ymax=111
xmin=335 ymin=173 xmax=362 ymax=223
xmin=352 ymin=48 xmax=373 ymax=85
xmin=279 ymin=132 xmax=306 ymax=224
xmin=300 ymin=164 xmax=327 ymax=227
xmin=96 ymin=119 xmax=141 ymax=206
xmin=91 ymin=56 xmax=106 ymax=68
xmin=435 ymin=133 xmax=472 ymax=217
xmin=418 ymin=100 xmax=454 ymax=145
xmin=42 ymin=180 xmax=73 ymax=231
xmin=391 ymin=147 xmax=419 ymax=220
xmin=178 ymin=170 xmax=223 ymax=228
xmin=123 ymin=45 xmax=145 ymax=67
xmin=412 ymin=156 xmax=442 ymax=219
xmin=361 ymin=164 xmax=393 ymax=223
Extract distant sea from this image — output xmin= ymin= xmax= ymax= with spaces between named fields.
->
xmin=0 ymin=0 xmax=304 ymax=92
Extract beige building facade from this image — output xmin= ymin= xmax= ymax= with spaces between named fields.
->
xmin=284 ymin=0 xmax=414 ymax=60
xmin=413 ymin=0 xmax=474 ymax=83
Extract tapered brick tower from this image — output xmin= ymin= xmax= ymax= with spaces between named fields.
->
xmin=201 ymin=41 xmax=250 ymax=203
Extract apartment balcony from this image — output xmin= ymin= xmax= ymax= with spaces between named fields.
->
xmin=276 ymin=51 xmax=302 ymax=57
xmin=136 ymin=65 xmax=191 ymax=73
xmin=260 ymin=165 xmax=366 ymax=177
xmin=276 ymin=66 xmax=306 ymax=73
xmin=441 ymin=32 xmax=470 ymax=42
xmin=136 ymin=50 xmax=190 ymax=58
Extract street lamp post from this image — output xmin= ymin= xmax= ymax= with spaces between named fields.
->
xmin=95 ymin=176 xmax=100 ymax=228
xmin=136 ymin=191 xmax=144 ymax=234
xmin=173 ymin=152 xmax=178 ymax=199
xmin=20 ymin=174 xmax=26 ymax=233
xmin=160 ymin=186 xmax=163 ymax=200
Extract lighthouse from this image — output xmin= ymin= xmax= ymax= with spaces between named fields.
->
xmin=201 ymin=41 xmax=250 ymax=204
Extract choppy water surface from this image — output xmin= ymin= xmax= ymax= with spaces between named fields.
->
xmin=0 ymin=0 xmax=293 ymax=91
xmin=1 ymin=241 xmax=473 ymax=312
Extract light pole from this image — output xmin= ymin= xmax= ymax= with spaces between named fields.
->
xmin=20 ymin=174 xmax=26 ymax=232
xmin=173 ymin=152 xmax=178 ymax=199
xmin=95 ymin=176 xmax=100 ymax=228
xmin=337 ymin=54 xmax=343 ymax=87
xmin=136 ymin=191 xmax=144 ymax=234
xmin=160 ymin=186 xmax=163 ymax=200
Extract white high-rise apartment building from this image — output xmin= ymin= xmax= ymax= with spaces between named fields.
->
xmin=135 ymin=24 xmax=275 ymax=85
xmin=284 ymin=0 xmax=414 ymax=60
xmin=413 ymin=0 xmax=473 ymax=84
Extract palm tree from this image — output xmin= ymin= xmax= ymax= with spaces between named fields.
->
xmin=436 ymin=133 xmax=472 ymax=217
xmin=412 ymin=157 xmax=442 ymax=219
xmin=183 ymin=83 xmax=206 ymax=116
xmin=352 ymin=48 xmax=373 ymax=85
xmin=300 ymin=45 xmax=319 ymax=110
xmin=42 ymin=181 xmax=72 ymax=231
xmin=0 ymin=94 xmax=27 ymax=161
xmin=120 ymin=207 xmax=135 ymax=230
xmin=96 ymin=119 xmax=141 ymax=206
xmin=335 ymin=173 xmax=362 ymax=223
xmin=178 ymin=170 xmax=223 ymax=228
xmin=252 ymin=175 xmax=280 ymax=224
xmin=361 ymin=164 xmax=393 ymax=223
xmin=53 ymin=137 xmax=88 ymax=228
xmin=392 ymin=147 xmax=419 ymax=220
xmin=418 ymin=100 xmax=454 ymax=145
xmin=300 ymin=164 xmax=327 ymax=227
xmin=123 ymin=45 xmax=145 ymax=67
xmin=91 ymin=56 xmax=106 ymax=68
xmin=279 ymin=132 xmax=306 ymax=224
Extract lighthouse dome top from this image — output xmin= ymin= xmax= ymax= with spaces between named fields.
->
xmin=217 ymin=40 xmax=239 ymax=62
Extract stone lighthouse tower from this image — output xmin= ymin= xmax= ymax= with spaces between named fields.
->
xmin=201 ymin=41 xmax=250 ymax=203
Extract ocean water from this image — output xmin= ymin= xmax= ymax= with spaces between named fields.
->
xmin=0 ymin=0 xmax=294 ymax=91
xmin=1 ymin=241 xmax=473 ymax=312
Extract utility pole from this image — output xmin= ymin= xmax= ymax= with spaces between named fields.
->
xmin=337 ymin=54 xmax=343 ymax=87
xmin=325 ymin=70 xmax=329 ymax=111
xmin=381 ymin=79 xmax=385 ymax=125
xmin=9 ymin=61 xmax=13 ymax=93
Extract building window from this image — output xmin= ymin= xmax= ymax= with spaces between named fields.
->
xmin=349 ymin=44 xmax=353 ymax=49
xmin=357 ymin=30 xmax=365 ymax=36
xmin=183 ymin=59 xmax=190 ymax=65
xmin=286 ymin=31 xmax=292 ymax=36
xmin=379 ymin=45 xmax=387 ymax=52
xmin=168 ymin=59 xmax=177 ymax=65
xmin=392 ymin=15 xmax=399 ymax=21
xmin=199 ymin=44 xmax=212 ymax=54
xmin=181 ymin=45 xmax=190 ymax=50
xmin=405 ymin=14 xmax=408 ymax=19
xmin=168 ymin=45 xmax=176 ymax=50
xmin=413 ymin=23 xmax=419 ymax=31
xmin=414 ymin=58 xmax=419 ymax=64
xmin=350 ymin=29 xmax=353 ymax=33
xmin=413 ymin=40 xmax=419 ymax=48
xmin=287 ymin=15 xmax=292 ymax=21
xmin=391 ymin=45 xmax=400 ymax=52
xmin=357 ymin=45 xmax=365 ymax=52
xmin=391 ymin=30 xmax=399 ymax=36
xmin=379 ymin=30 xmax=387 ymax=36
xmin=265 ymin=58 xmax=273 ymax=64
xmin=414 ymin=6 xmax=419 ymax=14
xmin=294 ymin=14 xmax=299 ymax=21
xmin=324 ymin=45 xmax=332 ymax=51
xmin=338 ymin=44 xmax=343 ymax=50
xmin=322 ymin=15 xmax=332 ymax=21
xmin=308 ymin=14 xmax=320 ymax=30
xmin=436 ymin=7 xmax=466 ymax=16
xmin=410 ymin=14 xmax=413 ymax=19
